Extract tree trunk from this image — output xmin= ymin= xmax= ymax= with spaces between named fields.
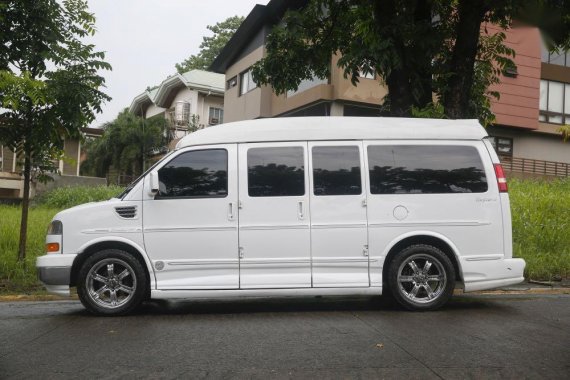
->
xmin=373 ymin=0 xmax=435 ymax=116
xmin=17 ymin=150 xmax=32 ymax=262
xmin=386 ymin=68 xmax=414 ymax=117
xmin=443 ymin=0 xmax=488 ymax=119
xmin=413 ymin=0 xmax=435 ymax=108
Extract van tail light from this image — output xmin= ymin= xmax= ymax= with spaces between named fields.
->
xmin=494 ymin=164 xmax=508 ymax=193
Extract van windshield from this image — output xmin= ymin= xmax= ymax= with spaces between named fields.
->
xmin=117 ymin=151 xmax=176 ymax=199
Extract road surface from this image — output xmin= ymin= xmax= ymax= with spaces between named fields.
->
xmin=1 ymin=294 xmax=569 ymax=379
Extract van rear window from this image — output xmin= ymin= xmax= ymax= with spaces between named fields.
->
xmin=367 ymin=145 xmax=488 ymax=194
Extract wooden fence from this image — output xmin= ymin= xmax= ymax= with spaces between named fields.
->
xmin=500 ymin=155 xmax=570 ymax=177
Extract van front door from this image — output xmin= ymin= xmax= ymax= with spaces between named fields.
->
xmin=143 ymin=145 xmax=239 ymax=290
xmin=309 ymin=142 xmax=369 ymax=287
xmin=238 ymin=142 xmax=311 ymax=288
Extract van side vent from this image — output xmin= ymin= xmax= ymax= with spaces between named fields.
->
xmin=115 ymin=206 xmax=137 ymax=219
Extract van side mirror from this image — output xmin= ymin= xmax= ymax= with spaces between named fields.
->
xmin=149 ymin=171 xmax=159 ymax=195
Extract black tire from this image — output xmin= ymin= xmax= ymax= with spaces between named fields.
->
xmin=387 ymin=244 xmax=455 ymax=311
xmin=77 ymin=249 xmax=147 ymax=316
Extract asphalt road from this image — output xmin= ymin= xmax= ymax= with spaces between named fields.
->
xmin=0 ymin=294 xmax=569 ymax=379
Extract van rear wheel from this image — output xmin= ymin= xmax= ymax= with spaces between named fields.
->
xmin=77 ymin=249 xmax=147 ymax=316
xmin=388 ymin=244 xmax=455 ymax=311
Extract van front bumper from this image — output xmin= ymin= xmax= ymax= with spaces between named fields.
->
xmin=36 ymin=254 xmax=76 ymax=296
xmin=461 ymin=257 xmax=526 ymax=292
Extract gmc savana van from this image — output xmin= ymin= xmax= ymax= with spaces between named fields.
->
xmin=37 ymin=117 xmax=525 ymax=315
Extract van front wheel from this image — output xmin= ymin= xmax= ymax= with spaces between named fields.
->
xmin=388 ymin=244 xmax=455 ymax=311
xmin=77 ymin=249 xmax=147 ymax=316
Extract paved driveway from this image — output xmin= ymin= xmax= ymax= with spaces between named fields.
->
xmin=1 ymin=294 xmax=569 ymax=379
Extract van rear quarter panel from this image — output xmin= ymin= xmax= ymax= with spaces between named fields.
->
xmin=364 ymin=140 xmax=504 ymax=286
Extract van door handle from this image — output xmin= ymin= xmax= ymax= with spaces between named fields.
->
xmin=297 ymin=201 xmax=304 ymax=220
xmin=228 ymin=202 xmax=235 ymax=221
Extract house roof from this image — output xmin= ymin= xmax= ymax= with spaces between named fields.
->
xmin=209 ymin=0 xmax=308 ymax=73
xmin=176 ymin=117 xmax=487 ymax=149
xmin=129 ymin=70 xmax=225 ymax=115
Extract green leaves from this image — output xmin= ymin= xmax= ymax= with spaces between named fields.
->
xmin=0 ymin=0 xmax=111 ymax=164
xmin=80 ymin=110 xmax=168 ymax=178
xmin=175 ymin=15 xmax=244 ymax=73
xmin=0 ymin=0 xmax=112 ymax=260
xmin=253 ymin=0 xmax=568 ymax=124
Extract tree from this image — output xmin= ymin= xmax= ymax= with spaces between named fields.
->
xmin=175 ymin=15 xmax=244 ymax=73
xmin=81 ymin=110 xmax=168 ymax=180
xmin=252 ymin=0 xmax=570 ymax=123
xmin=0 ymin=0 xmax=111 ymax=261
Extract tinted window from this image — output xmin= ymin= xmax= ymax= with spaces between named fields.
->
xmin=248 ymin=147 xmax=305 ymax=197
xmin=368 ymin=145 xmax=487 ymax=194
xmin=158 ymin=149 xmax=228 ymax=198
xmin=312 ymin=146 xmax=361 ymax=195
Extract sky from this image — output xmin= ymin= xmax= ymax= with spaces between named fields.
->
xmin=86 ymin=0 xmax=268 ymax=128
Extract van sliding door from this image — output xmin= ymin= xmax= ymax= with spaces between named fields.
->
xmin=238 ymin=142 xmax=311 ymax=288
xmin=308 ymin=142 xmax=370 ymax=287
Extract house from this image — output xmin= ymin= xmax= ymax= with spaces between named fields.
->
xmin=0 ymin=127 xmax=106 ymax=199
xmin=129 ymin=69 xmax=225 ymax=148
xmin=209 ymin=0 xmax=570 ymax=178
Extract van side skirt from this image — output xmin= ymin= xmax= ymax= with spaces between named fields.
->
xmin=151 ymin=286 xmax=383 ymax=300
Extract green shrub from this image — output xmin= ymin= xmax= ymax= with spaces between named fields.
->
xmin=33 ymin=185 xmax=124 ymax=209
xmin=510 ymin=178 xmax=570 ymax=280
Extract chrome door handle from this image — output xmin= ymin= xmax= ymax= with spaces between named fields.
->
xmin=228 ymin=202 xmax=235 ymax=221
xmin=298 ymin=201 xmax=304 ymax=220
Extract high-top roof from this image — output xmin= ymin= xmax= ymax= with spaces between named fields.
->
xmin=176 ymin=117 xmax=487 ymax=149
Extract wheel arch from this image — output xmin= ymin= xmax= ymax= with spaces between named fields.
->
xmin=381 ymin=232 xmax=463 ymax=287
xmin=70 ymin=238 xmax=155 ymax=290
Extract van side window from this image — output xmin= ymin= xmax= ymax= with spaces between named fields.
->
xmin=367 ymin=145 xmax=487 ymax=194
xmin=248 ymin=147 xmax=305 ymax=197
xmin=157 ymin=149 xmax=228 ymax=198
xmin=312 ymin=146 xmax=361 ymax=195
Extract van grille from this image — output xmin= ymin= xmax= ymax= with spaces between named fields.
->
xmin=115 ymin=206 xmax=137 ymax=219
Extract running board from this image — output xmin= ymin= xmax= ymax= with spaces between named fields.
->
xmin=151 ymin=286 xmax=383 ymax=300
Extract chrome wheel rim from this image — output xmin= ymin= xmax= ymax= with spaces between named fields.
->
xmin=397 ymin=254 xmax=447 ymax=304
xmin=86 ymin=258 xmax=136 ymax=309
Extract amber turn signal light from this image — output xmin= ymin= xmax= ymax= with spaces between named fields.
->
xmin=46 ymin=243 xmax=60 ymax=252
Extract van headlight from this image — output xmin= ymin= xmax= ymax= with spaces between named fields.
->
xmin=47 ymin=220 xmax=63 ymax=235
xmin=46 ymin=220 xmax=63 ymax=254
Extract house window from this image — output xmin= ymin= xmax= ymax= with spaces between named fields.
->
xmin=488 ymin=136 xmax=513 ymax=157
xmin=539 ymin=80 xmax=570 ymax=124
xmin=239 ymin=69 xmax=257 ymax=95
xmin=358 ymin=70 xmax=375 ymax=79
xmin=208 ymin=107 xmax=224 ymax=125
xmin=226 ymin=76 xmax=237 ymax=90
xmin=286 ymin=74 xmax=328 ymax=97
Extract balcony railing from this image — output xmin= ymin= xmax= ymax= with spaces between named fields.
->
xmin=500 ymin=155 xmax=570 ymax=177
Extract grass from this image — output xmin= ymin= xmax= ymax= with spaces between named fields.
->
xmin=0 ymin=180 xmax=568 ymax=293
xmin=33 ymin=184 xmax=124 ymax=209
xmin=0 ymin=185 xmax=123 ymax=293
xmin=0 ymin=206 xmax=59 ymax=293
xmin=510 ymin=178 xmax=570 ymax=281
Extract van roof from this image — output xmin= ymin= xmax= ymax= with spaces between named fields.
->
xmin=176 ymin=117 xmax=487 ymax=148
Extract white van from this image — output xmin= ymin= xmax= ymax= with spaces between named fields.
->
xmin=37 ymin=117 xmax=525 ymax=315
